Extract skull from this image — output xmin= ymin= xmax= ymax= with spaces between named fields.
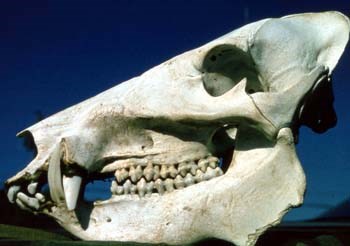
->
xmin=6 ymin=12 xmax=349 ymax=245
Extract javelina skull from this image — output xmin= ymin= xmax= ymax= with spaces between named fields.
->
xmin=6 ymin=12 xmax=350 ymax=245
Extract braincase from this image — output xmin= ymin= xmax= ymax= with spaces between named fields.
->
xmin=250 ymin=13 xmax=350 ymax=92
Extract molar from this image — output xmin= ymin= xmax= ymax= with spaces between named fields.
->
xmin=164 ymin=178 xmax=174 ymax=192
xmin=153 ymin=165 xmax=160 ymax=180
xmin=168 ymin=165 xmax=177 ymax=178
xmin=174 ymin=175 xmax=185 ymax=189
xmin=194 ymin=169 xmax=204 ymax=183
xmin=160 ymin=165 xmax=168 ymax=179
xmin=123 ymin=180 xmax=132 ymax=194
xmin=137 ymin=178 xmax=147 ymax=197
xmin=184 ymin=173 xmax=194 ymax=186
xmin=144 ymin=162 xmax=154 ymax=181
xmin=178 ymin=162 xmax=190 ymax=177
xmin=154 ymin=179 xmax=165 ymax=195
xmin=198 ymin=159 xmax=209 ymax=172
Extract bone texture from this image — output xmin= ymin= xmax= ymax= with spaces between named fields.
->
xmin=5 ymin=11 xmax=350 ymax=246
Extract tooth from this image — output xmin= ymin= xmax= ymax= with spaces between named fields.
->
xmin=137 ymin=178 xmax=147 ymax=197
xmin=146 ymin=181 xmax=154 ymax=195
xmin=208 ymin=156 xmax=219 ymax=168
xmin=120 ymin=168 xmax=129 ymax=182
xmin=130 ymin=185 xmax=137 ymax=195
xmin=111 ymin=180 xmax=118 ymax=194
xmin=35 ymin=193 xmax=46 ymax=202
xmin=198 ymin=159 xmax=209 ymax=172
xmin=203 ymin=167 xmax=216 ymax=180
xmin=144 ymin=162 xmax=154 ymax=181
xmin=154 ymin=179 xmax=165 ymax=195
xmin=164 ymin=178 xmax=174 ymax=192
xmin=7 ymin=185 xmax=20 ymax=203
xmin=174 ymin=175 xmax=185 ymax=189
xmin=178 ymin=162 xmax=190 ymax=177
xmin=27 ymin=182 xmax=38 ymax=195
xmin=135 ymin=166 xmax=143 ymax=181
xmin=188 ymin=161 xmax=198 ymax=175
xmin=129 ymin=166 xmax=137 ymax=183
xmin=160 ymin=165 xmax=168 ymax=179
xmin=153 ymin=165 xmax=160 ymax=180
xmin=168 ymin=165 xmax=177 ymax=178
xmin=17 ymin=192 xmax=40 ymax=210
xmin=184 ymin=173 xmax=194 ymax=186
xmin=114 ymin=170 xmax=123 ymax=183
xmin=123 ymin=180 xmax=132 ymax=194
xmin=194 ymin=169 xmax=204 ymax=183
xmin=215 ymin=167 xmax=224 ymax=176
xmin=63 ymin=175 xmax=82 ymax=211
xmin=116 ymin=186 xmax=124 ymax=195
xmin=47 ymin=143 xmax=65 ymax=204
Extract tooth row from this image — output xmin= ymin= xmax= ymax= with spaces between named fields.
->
xmin=114 ymin=156 xmax=220 ymax=184
xmin=111 ymin=165 xmax=223 ymax=197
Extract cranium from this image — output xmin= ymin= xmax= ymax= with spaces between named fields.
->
xmin=5 ymin=11 xmax=350 ymax=245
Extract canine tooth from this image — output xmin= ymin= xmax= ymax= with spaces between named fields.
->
xmin=146 ymin=181 xmax=154 ymax=195
xmin=153 ymin=165 xmax=160 ymax=180
xmin=123 ymin=180 xmax=132 ymax=194
xmin=215 ymin=167 xmax=224 ymax=176
xmin=184 ymin=173 xmax=194 ymax=186
xmin=35 ymin=193 xmax=46 ymax=202
xmin=198 ymin=159 xmax=209 ymax=172
xmin=168 ymin=165 xmax=177 ymax=178
xmin=160 ymin=165 xmax=168 ymax=179
xmin=154 ymin=179 xmax=165 ymax=195
xmin=174 ymin=175 xmax=185 ymax=189
xmin=63 ymin=175 xmax=82 ymax=211
xmin=144 ymin=162 xmax=155 ymax=181
xmin=27 ymin=182 xmax=38 ymax=195
xmin=164 ymin=178 xmax=174 ymax=192
xmin=17 ymin=192 xmax=40 ymax=210
xmin=137 ymin=178 xmax=147 ymax=197
xmin=194 ymin=169 xmax=204 ymax=183
xmin=7 ymin=185 xmax=20 ymax=203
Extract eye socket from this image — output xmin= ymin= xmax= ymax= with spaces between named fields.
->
xmin=201 ymin=44 xmax=263 ymax=96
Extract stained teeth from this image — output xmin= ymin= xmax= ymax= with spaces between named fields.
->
xmin=153 ymin=165 xmax=160 ymax=180
xmin=184 ymin=173 xmax=194 ymax=186
xmin=115 ymin=168 xmax=128 ymax=183
xmin=123 ymin=180 xmax=132 ymax=194
xmin=198 ymin=159 xmax=209 ymax=172
xmin=164 ymin=178 xmax=174 ymax=192
xmin=35 ymin=193 xmax=46 ymax=202
xmin=137 ymin=178 xmax=147 ymax=197
xmin=174 ymin=175 xmax=185 ymax=189
xmin=160 ymin=165 xmax=168 ymax=179
xmin=63 ymin=175 xmax=82 ymax=211
xmin=27 ymin=182 xmax=38 ymax=195
xmin=194 ymin=169 xmax=204 ymax=183
xmin=155 ymin=179 xmax=165 ymax=195
xmin=110 ymin=157 xmax=224 ymax=197
xmin=168 ymin=165 xmax=177 ymax=178
xmin=144 ymin=162 xmax=155 ymax=181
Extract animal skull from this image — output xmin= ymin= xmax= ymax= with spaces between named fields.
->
xmin=6 ymin=12 xmax=349 ymax=245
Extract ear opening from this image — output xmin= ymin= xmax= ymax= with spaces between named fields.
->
xmin=201 ymin=44 xmax=264 ymax=97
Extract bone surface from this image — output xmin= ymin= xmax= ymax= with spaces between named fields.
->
xmin=5 ymin=11 xmax=350 ymax=246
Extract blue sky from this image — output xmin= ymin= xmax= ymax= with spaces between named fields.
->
xmin=1 ymin=0 xmax=350 ymax=221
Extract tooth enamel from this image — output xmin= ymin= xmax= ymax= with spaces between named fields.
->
xmin=198 ymin=159 xmax=209 ymax=172
xmin=154 ymin=179 xmax=165 ymax=195
xmin=63 ymin=175 xmax=82 ymax=211
xmin=144 ymin=162 xmax=154 ymax=181
xmin=137 ymin=178 xmax=147 ymax=197
xmin=168 ymin=165 xmax=177 ymax=178
xmin=130 ymin=185 xmax=137 ymax=195
xmin=184 ymin=173 xmax=194 ymax=186
xmin=194 ymin=169 xmax=204 ymax=183
xmin=120 ymin=168 xmax=129 ymax=182
xmin=35 ymin=193 xmax=46 ymax=202
xmin=160 ymin=165 xmax=168 ymax=179
xmin=208 ymin=157 xmax=219 ymax=168
xmin=215 ymin=167 xmax=224 ymax=176
xmin=7 ymin=185 xmax=20 ymax=203
xmin=174 ymin=175 xmax=185 ymax=189
xmin=146 ymin=181 xmax=154 ymax=195
xmin=188 ymin=161 xmax=198 ymax=175
xmin=27 ymin=182 xmax=38 ymax=195
xmin=203 ymin=167 xmax=216 ymax=181
xmin=178 ymin=162 xmax=190 ymax=177
xmin=123 ymin=180 xmax=132 ymax=194
xmin=164 ymin=178 xmax=174 ymax=192
xmin=153 ymin=165 xmax=160 ymax=180
xmin=17 ymin=192 xmax=40 ymax=210
xmin=116 ymin=186 xmax=124 ymax=195
xmin=135 ymin=166 xmax=143 ymax=181
xmin=115 ymin=170 xmax=122 ymax=183
xmin=111 ymin=180 xmax=118 ymax=194
xmin=129 ymin=166 xmax=137 ymax=183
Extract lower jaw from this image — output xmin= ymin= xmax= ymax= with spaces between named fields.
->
xmin=46 ymin=128 xmax=306 ymax=246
